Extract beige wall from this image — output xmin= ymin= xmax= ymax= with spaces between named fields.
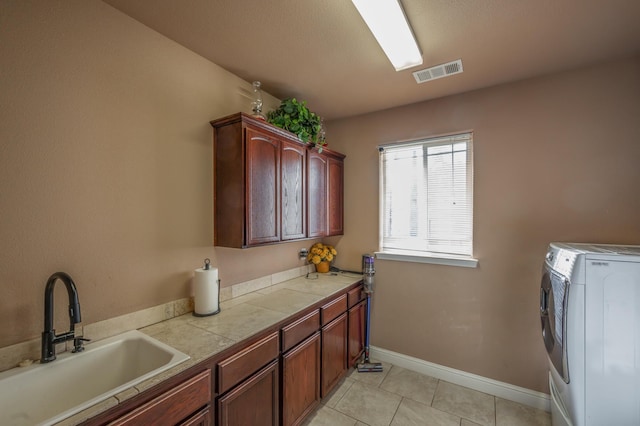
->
xmin=326 ymin=56 xmax=640 ymax=393
xmin=0 ymin=0 xmax=313 ymax=349
xmin=2 ymin=0 xmax=639 ymax=396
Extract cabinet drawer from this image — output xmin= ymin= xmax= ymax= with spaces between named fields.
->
xmin=321 ymin=294 xmax=347 ymax=326
xmin=347 ymin=285 xmax=365 ymax=308
xmin=109 ymin=369 xmax=211 ymax=426
xmin=282 ymin=309 xmax=320 ymax=353
xmin=218 ymin=331 xmax=279 ymax=394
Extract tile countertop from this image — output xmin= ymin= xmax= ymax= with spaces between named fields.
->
xmin=61 ymin=271 xmax=363 ymax=426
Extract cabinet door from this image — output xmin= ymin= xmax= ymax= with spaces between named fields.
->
xmin=321 ymin=313 xmax=348 ymax=397
xmin=307 ymin=150 xmax=327 ymax=238
xmin=327 ymin=155 xmax=344 ymax=236
xmin=348 ymin=300 xmax=366 ymax=367
xmin=281 ymin=140 xmax=306 ymax=240
xmin=282 ymin=332 xmax=321 ymax=426
xmin=179 ymin=406 xmax=211 ymax=426
xmin=218 ymin=360 xmax=279 ymax=426
xmin=246 ymin=128 xmax=280 ymax=246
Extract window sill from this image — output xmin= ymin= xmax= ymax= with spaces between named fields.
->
xmin=374 ymin=250 xmax=478 ymax=268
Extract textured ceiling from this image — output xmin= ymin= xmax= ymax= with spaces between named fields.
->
xmin=103 ymin=0 xmax=640 ymax=120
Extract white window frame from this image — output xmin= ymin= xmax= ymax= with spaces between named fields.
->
xmin=376 ymin=132 xmax=478 ymax=268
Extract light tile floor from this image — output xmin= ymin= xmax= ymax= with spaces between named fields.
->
xmin=303 ymin=361 xmax=550 ymax=426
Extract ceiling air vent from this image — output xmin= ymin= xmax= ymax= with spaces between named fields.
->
xmin=413 ymin=59 xmax=463 ymax=84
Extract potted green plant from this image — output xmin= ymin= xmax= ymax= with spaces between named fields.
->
xmin=267 ymin=98 xmax=327 ymax=151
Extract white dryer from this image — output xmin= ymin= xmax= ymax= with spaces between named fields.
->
xmin=540 ymin=243 xmax=640 ymax=426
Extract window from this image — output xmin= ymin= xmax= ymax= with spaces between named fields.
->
xmin=377 ymin=132 xmax=476 ymax=267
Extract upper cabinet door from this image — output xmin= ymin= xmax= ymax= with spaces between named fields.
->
xmin=327 ymin=155 xmax=344 ymax=236
xmin=307 ymin=150 xmax=327 ymax=238
xmin=281 ymin=140 xmax=306 ymax=241
xmin=246 ymin=128 xmax=280 ymax=246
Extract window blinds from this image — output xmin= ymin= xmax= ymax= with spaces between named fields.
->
xmin=379 ymin=133 xmax=473 ymax=256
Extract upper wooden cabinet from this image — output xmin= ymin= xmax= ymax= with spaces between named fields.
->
xmin=327 ymin=153 xmax=344 ymax=236
xmin=308 ymin=148 xmax=345 ymax=238
xmin=281 ymin=139 xmax=306 ymax=241
xmin=246 ymin=127 xmax=280 ymax=246
xmin=307 ymin=150 xmax=327 ymax=239
xmin=211 ymin=113 xmax=344 ymax=248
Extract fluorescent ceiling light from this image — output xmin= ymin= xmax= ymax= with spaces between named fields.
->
xmin=351 ymin=0 xmax=423 ymax=71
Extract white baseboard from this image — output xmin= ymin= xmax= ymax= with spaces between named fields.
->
xmin=369 ymin=346 xmax=551 ymax=412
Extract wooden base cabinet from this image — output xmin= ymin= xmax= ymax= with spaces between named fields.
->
xmin=216 ymin=332 xmax=280 ymax=426
xmin=321 ymin=313 xmax=348 ymax=397
xmin=180 ymin=407 xmax=212 ymax=426
xmin=347 ymin=285 xmax=366 ymax=368
xmin=348 ymin=300 xmax=366 ymax=368
xmin=217 ymin=360 xmax=279 ymax=426
xmin=85 ymin=283 xmax=364 ymax=426
xmin=109 ymin=370 xmax=211 ymax=426
xmin=281 ymin=332 xmax=321 ymax=426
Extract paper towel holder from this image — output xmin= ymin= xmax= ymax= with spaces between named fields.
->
xmin=193 ymin=258 xmax=221 ymax=317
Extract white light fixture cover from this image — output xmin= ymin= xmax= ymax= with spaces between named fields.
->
xmin=351 ymin=0 xmax=423 ymax=71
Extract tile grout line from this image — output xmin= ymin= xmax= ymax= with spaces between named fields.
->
xmin=379 ymin=364 xmax=403 ymax=426
xmin=328 ymin=381 xmax=349 ymax=409
xmin=387 ymin=395 xmax=405 ymax=426
xmin=308 ymin=362 xmax=549 ymax=426
xmin=430 ymin=378 xmax=440 ymax=407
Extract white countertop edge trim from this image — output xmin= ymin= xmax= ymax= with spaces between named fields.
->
xmin=375 ymin=251 xmax=479 ymax=268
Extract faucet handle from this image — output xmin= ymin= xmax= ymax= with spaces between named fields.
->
xmin=72 ymin=336 xmax=91 ymax=353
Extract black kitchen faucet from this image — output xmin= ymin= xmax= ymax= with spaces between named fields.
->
xmin=41 ymin=272 xmax=88 ymax=363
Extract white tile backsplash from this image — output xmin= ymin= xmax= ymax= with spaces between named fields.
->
xmin=272 ymin=266 xmax=305 ymax=284
xmin=231 ymin=275 xmax=272 ymax=298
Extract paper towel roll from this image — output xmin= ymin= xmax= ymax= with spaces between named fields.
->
xmin=193 ymin=267 xmax=220 ymax=316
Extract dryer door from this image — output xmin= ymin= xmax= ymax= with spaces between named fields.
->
xmin=541 ymin=266 xmax=570 ymax=383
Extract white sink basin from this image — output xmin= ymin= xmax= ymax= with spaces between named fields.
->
xmin=0 ymin=330 xmax=190 ymax=426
